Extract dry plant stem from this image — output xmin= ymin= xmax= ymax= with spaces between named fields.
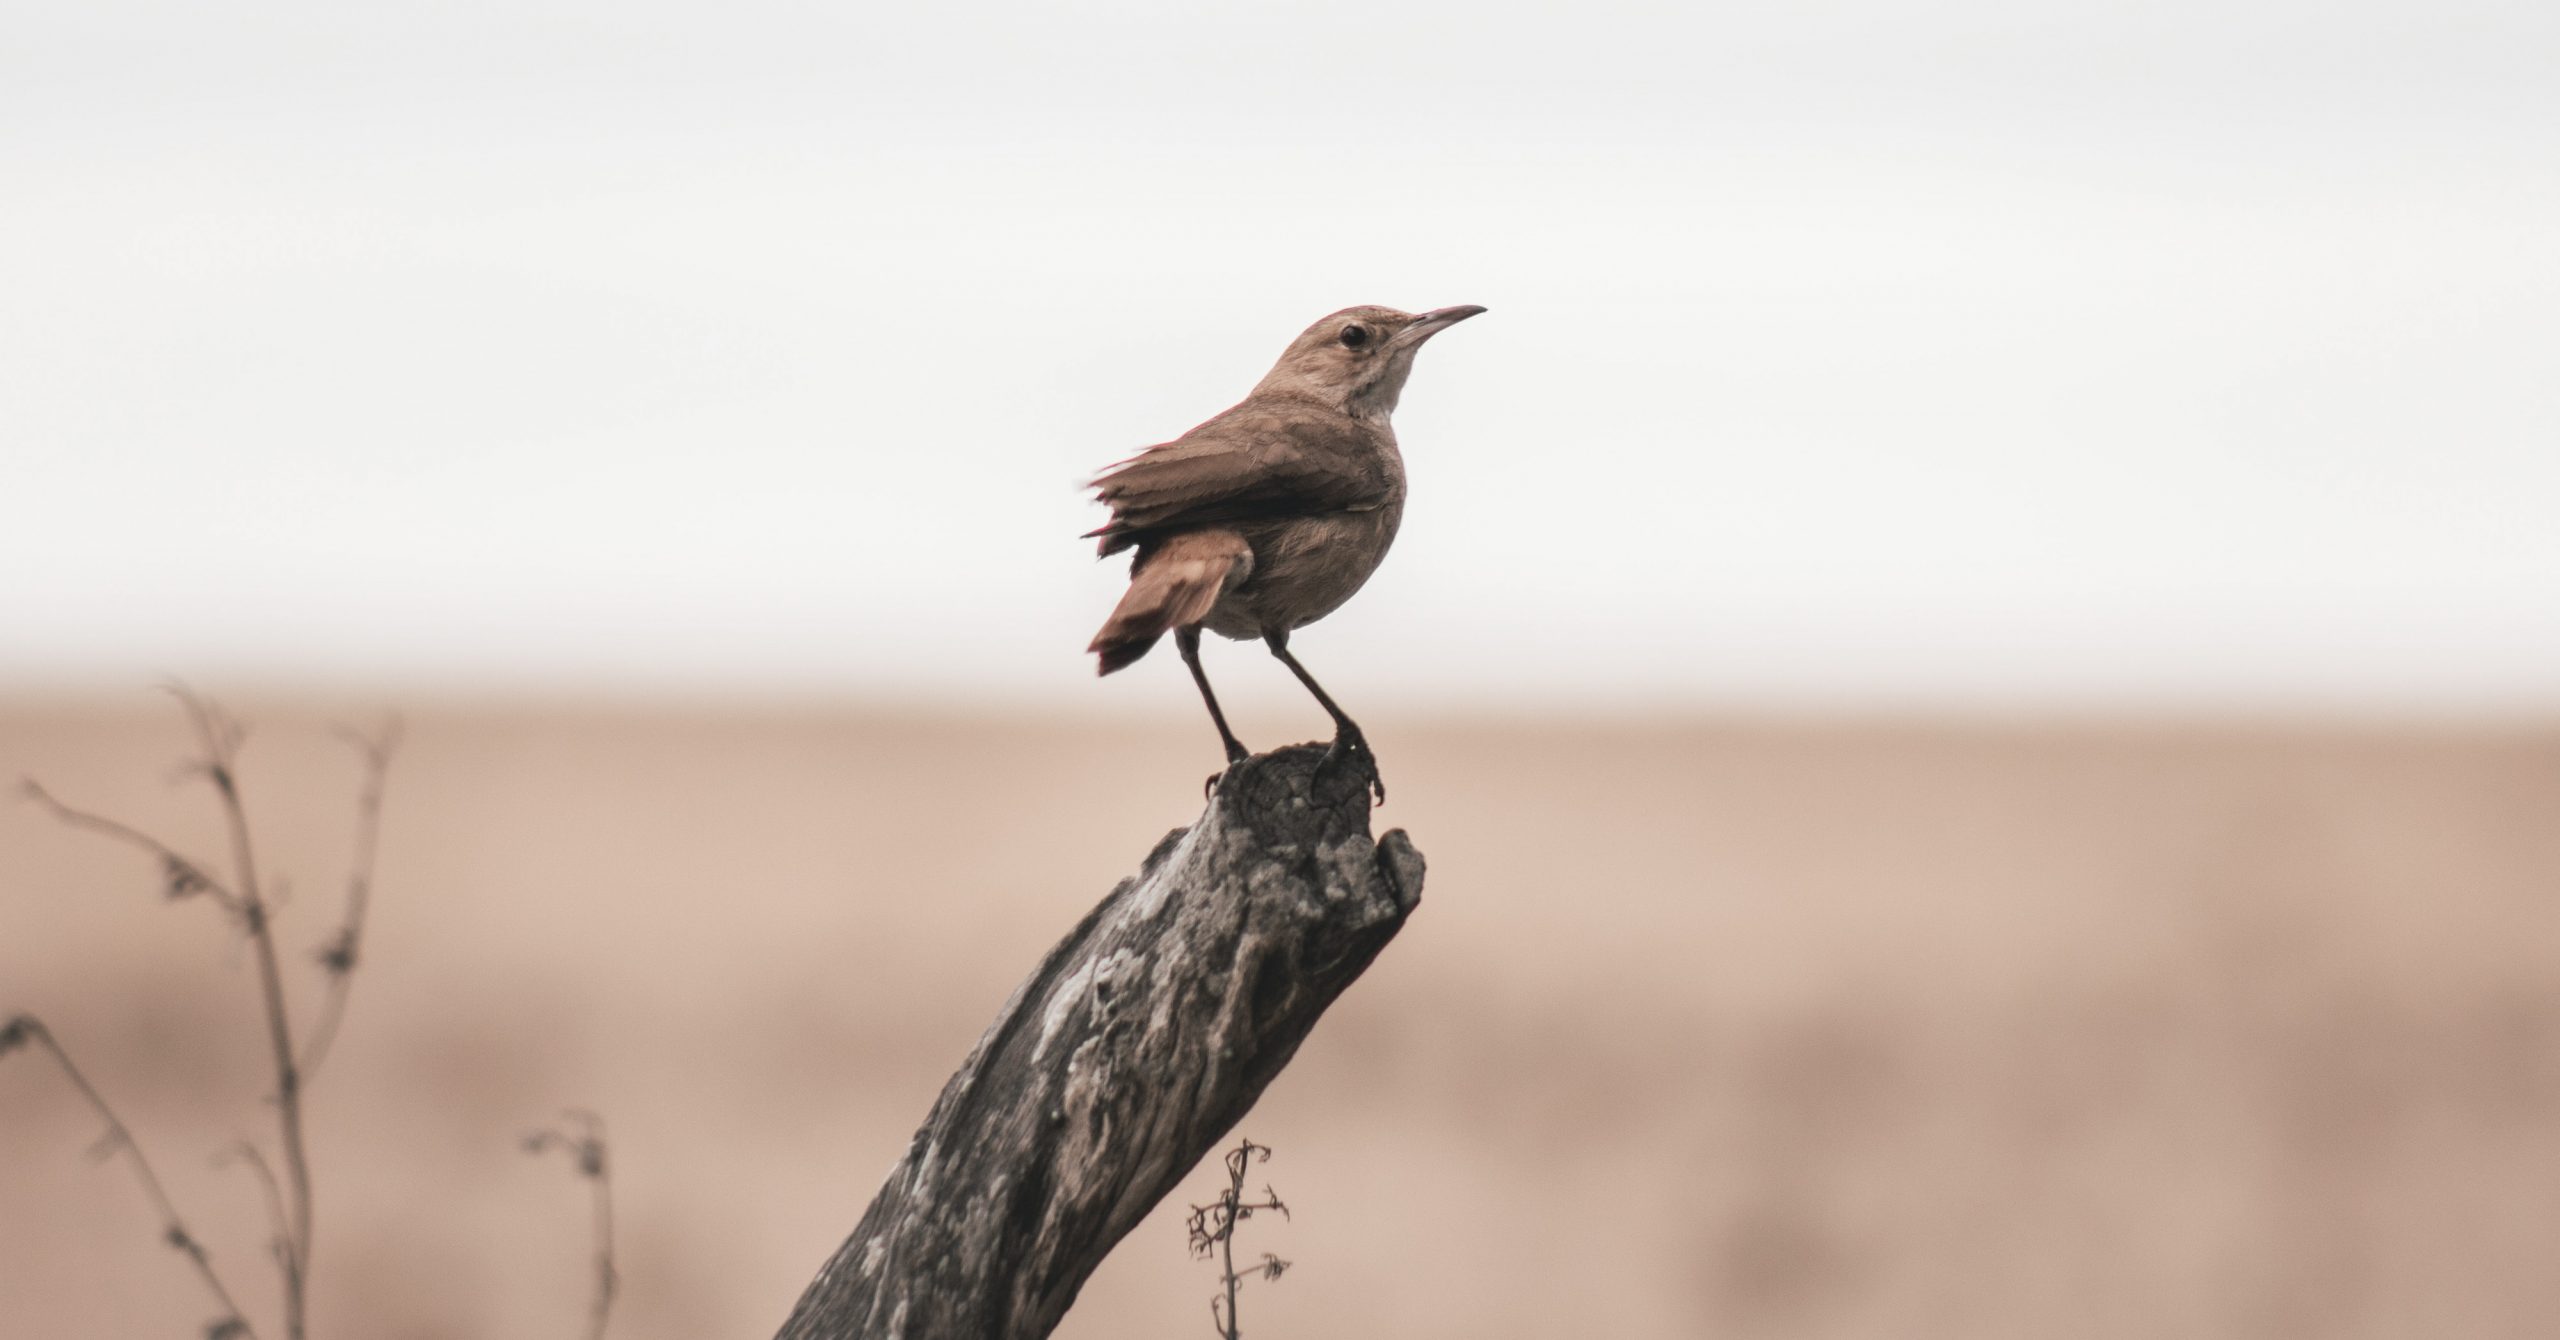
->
xmin=18 ymin=781 xmax=244 ymax=913
xmin=1188 ymin=1141 xmax=1288 ymax=1340
xmin=222 ymin=1142 xmax=295 ymax=1280
xmin=297 ymin=720 xmax=400 ymax=1082
xmin=526 ymin=1111 xmax=618 ymax=1340
xmin=524 ymin=1111 xmax=614 ymax=1340
xmin=777 ymin=744 xmax=1419 ymax=1340
xmin=173 ymin=688 xmax=313 ymax=1340
xmin=21 ymin=692 xmax=390 ymax=1340
xmin=588 ymin=1152 xmax=618 ymax=1340
xmin=5 ymin=1016 xmax=260 ymax=1340
xmin=1216 ymin=1155 xmax=1247 ymax=1340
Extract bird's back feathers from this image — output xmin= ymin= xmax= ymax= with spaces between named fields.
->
xmin=1085 ymin=399 xmax=1399 ymax=557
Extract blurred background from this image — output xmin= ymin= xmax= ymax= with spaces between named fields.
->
xmin=4 ymin=1 xmax=2555 ymax=1337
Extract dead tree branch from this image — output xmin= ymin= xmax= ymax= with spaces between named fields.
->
xmin=776 ymin=743 xmax=1423 ymax=1340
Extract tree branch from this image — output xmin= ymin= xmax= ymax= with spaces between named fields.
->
xmin=776 ymin=744 xmax=1424 ymax=1340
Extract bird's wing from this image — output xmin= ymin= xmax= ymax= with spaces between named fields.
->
xmin=1085 ymin=404 xmax=1393 ymax=555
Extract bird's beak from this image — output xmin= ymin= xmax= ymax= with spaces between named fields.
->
xmin=1392 ymin=304 xmax=1488 ymax=349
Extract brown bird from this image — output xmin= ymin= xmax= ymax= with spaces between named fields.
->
xmin=1085 ymin=303 xmax=1486 ymax=797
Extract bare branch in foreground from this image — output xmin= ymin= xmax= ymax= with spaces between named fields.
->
xmin=526 ymin=1110 xmax=619 ymax=1340
xmin=2 ymin=1015 xmax=259 ymax=1340
xmin=164 ymin=685 xmax=315 ymax=1340
xmin=17 ymin=780 xmax=243 ymax=914
xmin=215 ymin=1141 xmax=296 ymax=1283
xmin=297 ymin=717 xmax=401 ymax=1083
xmin=27 ymin=689 xmax=369 ymax=1340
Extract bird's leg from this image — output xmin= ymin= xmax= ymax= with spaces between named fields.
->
xmin=1264 ymin=630 xmax=1384 ymax=804
xmin=1179 ymin=627 xmax=1251 ymax=794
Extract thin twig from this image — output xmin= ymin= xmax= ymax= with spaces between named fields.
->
xmin=297 ymin=718 xmax=400 ymax=1083
xmin=590 ymin=1142 xmax=617 ymax=1340
xmin=1219 ymin=1162 xmax=1241 ymax=1340
xmin=169 ymin=685 xmax=313 ymax=1340
xmin=526 ymin=1110 xmax=618 ymax=1340
xmin=1186 ymin=1139 xmax=1291 ymax=1340
xmin=216 ymin=1141 xmax=296 ymax=1281
xmin=2 ymin=1015 xmax=260 ymax=1339
xmin=19 ymin=780 xmax=243 ymax=914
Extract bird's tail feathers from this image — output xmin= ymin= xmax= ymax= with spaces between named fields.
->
xmin=1087 ymin=531 xmax=1251 ymax=676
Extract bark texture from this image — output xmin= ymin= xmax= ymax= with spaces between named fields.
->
xmin=776 ymin=743 xmax=1425 ymax=1340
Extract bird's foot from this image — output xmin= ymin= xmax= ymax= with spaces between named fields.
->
xmin=1204 ymin=740 xmax=1253 ymax=798
xmin=1320 ymin=727 xmax=1385 ymax=805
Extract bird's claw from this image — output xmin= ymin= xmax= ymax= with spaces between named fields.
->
xmin=1320 ymin=728 xmax=1385 ymax=805
xmin=1203 ymin=742 xmax=1252 ymax=798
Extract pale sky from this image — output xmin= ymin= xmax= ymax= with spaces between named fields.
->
xmin=6 ymin=1 xmax=2556 ymax=711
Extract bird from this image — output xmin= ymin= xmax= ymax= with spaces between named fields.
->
xmin=1084 ymin=303 xmax=1485 ymax=800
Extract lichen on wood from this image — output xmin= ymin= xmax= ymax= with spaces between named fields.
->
xmin=776 ymin=744 xmax=1423 ymax=1340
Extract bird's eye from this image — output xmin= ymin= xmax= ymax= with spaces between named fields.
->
xmin=1339 ymin=324 xmax=1369 ymax=349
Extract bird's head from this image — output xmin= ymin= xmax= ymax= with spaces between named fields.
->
xmin=1251 ymin=304 xmax=1486 ymax=421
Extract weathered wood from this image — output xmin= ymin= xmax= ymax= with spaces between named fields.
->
xmin=776 ymin=744 xmax=1424 ymax=1340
